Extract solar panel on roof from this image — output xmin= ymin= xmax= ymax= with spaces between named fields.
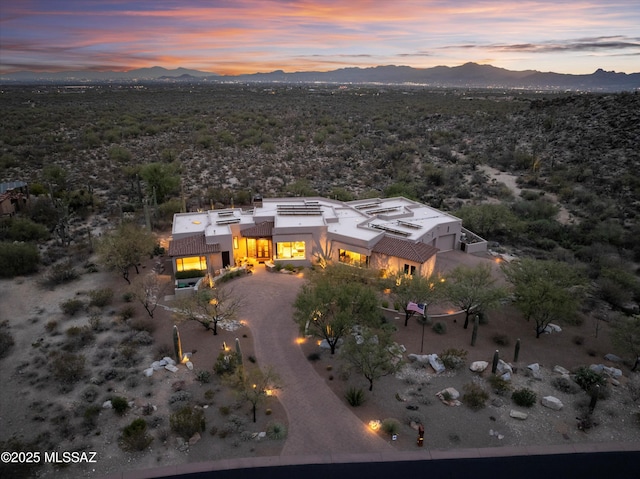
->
xmin=370 ymin=223 xmax=411 ymax=237
xmin=216 ymin=218 xmax=241 ymax=225
xmin=397 ymin=220 xmax=422 ymax=229
xmin=354 ymin=201 xmax=381 ymax=210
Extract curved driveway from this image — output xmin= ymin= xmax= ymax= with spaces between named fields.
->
xmin=234 ymin=267 xmax=391 ymax=457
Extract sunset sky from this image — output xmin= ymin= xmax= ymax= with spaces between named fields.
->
xmin=1 ymin=1 xmax=639 ymax=75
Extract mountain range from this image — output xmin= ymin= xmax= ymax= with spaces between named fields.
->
xmin=2 ymin=63 xmax=639 ymax=91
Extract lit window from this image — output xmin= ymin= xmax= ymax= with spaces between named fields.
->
xmin=338 ymin=249 xmax=369 ymax=268
xmin=276 ymin=241 xmax=305 ymax=259
xmin=176 ymin=256 xmax=207 ymax=272
xmin=233 ymin=236 xmax=239 ymax=249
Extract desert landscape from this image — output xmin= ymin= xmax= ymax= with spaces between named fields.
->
xmin=1 ymin=85 xmax=639 ymax=479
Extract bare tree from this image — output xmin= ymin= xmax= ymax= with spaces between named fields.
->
xmin=132 ymin=271 xmax=166 ymax=318
xmin=175 ymin=285 xmax=242 ymax=335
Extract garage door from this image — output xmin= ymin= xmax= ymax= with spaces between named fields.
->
xmin=437 ymin=234 xmax=456 ymax=251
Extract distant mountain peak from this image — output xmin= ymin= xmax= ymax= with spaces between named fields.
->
xmin=1 ymin=63 xmax=638 ymax=91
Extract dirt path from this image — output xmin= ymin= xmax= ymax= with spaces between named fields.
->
xmin=233 ymin=268 xmax=391 ymax=456
xmin=479 ymin=165 xmax=574 ymax=224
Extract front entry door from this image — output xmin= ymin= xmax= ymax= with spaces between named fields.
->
xmin=257 ymin=239 xmax=270 ymax=261
xmin=222 ymin=251 xmax=230 ymax=268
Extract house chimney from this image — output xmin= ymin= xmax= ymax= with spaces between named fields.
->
xmin=252 ymin=194 xmax=263 ymax=208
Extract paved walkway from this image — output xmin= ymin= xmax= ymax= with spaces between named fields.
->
xmin=233 ymin=266 xmax=391 ymax=456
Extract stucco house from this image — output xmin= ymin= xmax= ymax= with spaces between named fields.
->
xmin=168 ymin=196 xmax=486 ymax=290
xmin=0 ymin=181 xmax=29 ymax=216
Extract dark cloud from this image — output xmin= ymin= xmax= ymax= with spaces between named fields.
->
xmin=492 ymin=39 xmax=640 ymax=53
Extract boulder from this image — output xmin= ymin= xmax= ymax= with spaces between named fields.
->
xmin=510 ymin=410 xmax=528 ymax=420
xmin=165 ymin=364 xmax=179 ymax=373
xmin=258 ymin=431 xmax=267 ymax=439
xmin=143 ymin=368 xmax=154 ymax=377
xmin=553 ymin=365 xmax=570 ymax=376
xmin=427 ymin=354 xmax=446 ymax=374
xmin=407 ymin=354 xmax=430 ymax=364
xmin=501 ymin=372 xmax=511 ymax=381
xmin=544 ymin=323 xmax=562 ymax=333
xmin=188 ymin=432 xmax=201 ymax=446
xmin=604 ymin=353 xmax=622 ymax=363
xmin=527 ymin=363 xmax=540 ymax=372
xmin=186 ymin=361 xmax=194 ymax=371
xmin=163 ymin=356 xmax=176 ymax=366
xmin=541 ymin=396 xmax=563 ymax=411
xmin=603 ymin=366 xmax=622 ymax=378
xmin=436 ymin=387 xmax=461 ymax=405
xmin=496 ymin=359 xmax=512 ymax=375
xmin=102 ymin=400 xmax=113 ymax=409
xmin=589 ymin=364 xmax=605 ymax=374
xmin=470 ymin=361 xmax=489 ymax=372
xmin=151 ymin=361 xmax=166 ymax=370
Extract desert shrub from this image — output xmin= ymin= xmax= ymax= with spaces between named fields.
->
xmin=213 ymin=351 xmax=240 ymax=376
xmin=129 ymin=317 xmax=156 ymax=333
xmin=0 ymin=321 xmax=15 ymax=359
xmin=266 ymin=422 xmax=287 ymax=440
xmin=170 ymin=406 xmax=205 ymax=439
xmin=6 ymin=217 xmax=49 ymax=242
xmin=46 ymin=259 xmax=78 ymax=285
xmin=492 ymin=333 xmax=510 ymax=346
xmin=381 ymin=418 xmax=401 ymax=436
xmin=64 ymin=325 xmax=95 ymax=351
xmin=196 ymin=370 xmax=212 ymax=383
xmin=45 ymin=320 xmax=58 ymax=333
xmin=82 ymin=386 xmax=99 ymax=403
xmin=512 ymin=388 xmax=537 ymax=407
xmin=551 ymin=376 xmax=582 ymax=394
xmin=573 ymin=366 xmax=607 ymax=393
xmin=82 ymin=405 xmax=101 ymax=432
xmin=120 ymin=418 xmax=153 ymax=451
xmin=50 ymin=351 xmax=85 ymax=384
xmin=88 ymin=288 xmax=113 ymax=308
xmin=345 ymin=387 xmax=366 ymax=407
xmin=572 ymin=335 xmax=585 ymax=346
xmin=440 ymin=348 xmax=468 ymax=370
xmin=432 ymin=322 xmax=447 ymax=334
xmin=218 ymin=405 xmax=231 ymax=416
xmin=169 ymin=391 xmax=192 ymax=410
xmin=488 ymin=374 xmax=511 ymax=396
xmin=307 ymin=352 xmax=321 ymax=362
xmin=60 ymin=298 xmax=84 ymax=316
xmin=0 ymin=241 xmax=40 ymax=277
xmin=122 ymin=291 xmax=135 ymax=302
xmin=111 ymin=396 xmax=130 ymax=415
xmin=462 ymin=383 xmax=489 ymax=410
xmin=119 ymin=305 xmax=136 ymax=320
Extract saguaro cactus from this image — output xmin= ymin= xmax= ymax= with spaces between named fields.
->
xmin=173 ymin=325 xmax=183 ymax=363
xmin=471 ymin=314 xmax=479 ymax=346
xmin=491 ymin=349 xmax=500 ymax=374
xmin=514 ymin=338 xmax=521 ymax=363
xmin=235 ymin=337 xmax=243 ymax=365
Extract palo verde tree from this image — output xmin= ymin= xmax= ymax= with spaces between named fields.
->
xmin=443 ymin=263 xmax=508 ymax=329
xmin=235 ymin=366 xmax=281 ymax=423
xmin=610 ymin=314 xmax=640 ymax=371
xmin=502 ymin=258 xmax=585 ymax=338
xmin=97 ymin=222 xmax=156 ymax=284
xmin=176 ymin=284 xmax=241 ymax=336
xmin=342 ymin=326 xmax=404 ymax=392
xmin=294 ymin=264 xmax=380 ymax=354
xmin=386 ymin=272 xmax=442 ymax=326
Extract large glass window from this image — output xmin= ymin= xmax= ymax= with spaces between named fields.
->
xmin=276 ymin=241 xmax=305 ymax=259
xmin=339 ymin=249 xmax=369 ymax=268
xmin=404 ymin=264 xmax=416 ymax=275
xmin=176 ymin=256 xmax=207 ymax=272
